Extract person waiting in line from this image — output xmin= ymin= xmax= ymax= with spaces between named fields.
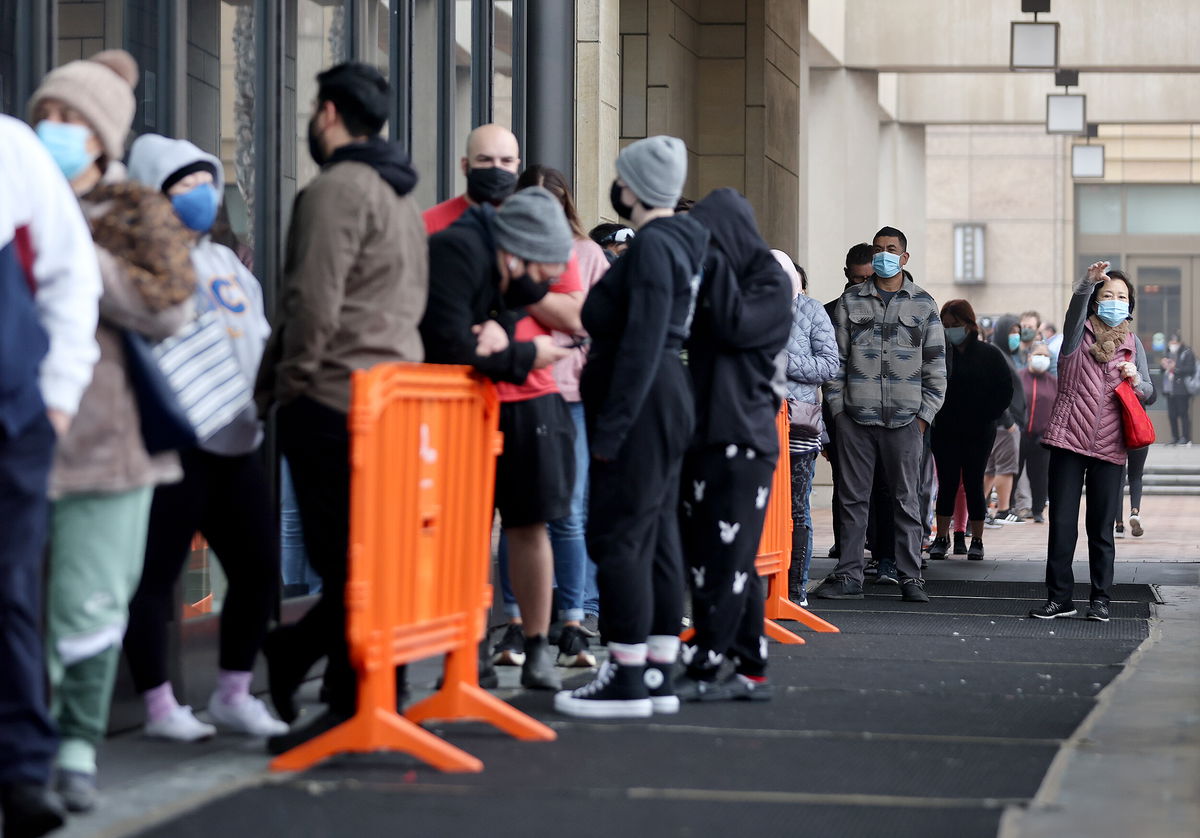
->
xmin=123 ymin=135 xmax=286 ymax=747
xmin=927 ymin=300 xmax=1012 ymax=562
xmin=555 ymin=136 xmax=709 ymax=718
xmin=1040 ymin=321 xmax=1063 ymax=373
xmin=424 ymin=123 xmax=520 ymax=234
xmin=29 ymin=52 xmax=199 ymax=814
xmin=782 ymin=256 xmax=839 ymax=605
xmin=1018 ymin=343 xmax=1058 ymax=525
xmin=0 ymin=113 xmax=102 ymax=838
xmin=821 ymin=242 xmax=875 ymax=561
xmin=484 ymin=165 xmax=597 ymax=673
xmin=671 ymin=189 xmax=793 ymax=702
xmin=1016 ymin=310 xmax=1040 ymax=369
xmin=1162 ymin=332 xmax=1195 ymax=446
xmin=588 ymin=223 xmax=635 ymax=264
xmin=420 ymin=186 xmax=575 ymax=690
xmin=814 ymin=227 xmax=945 ymax=603
xmin=983 ymin=315 xmax=1027 ymax=526
xmin=1032 ymin=263 xmax=1152 ymax=622
xmin=255 ymin=63 xmax=429 ymax=754
xmin=1116 ymin=373 xmax=1156 ymax=539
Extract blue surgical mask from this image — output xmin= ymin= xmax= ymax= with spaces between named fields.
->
xmin=1096 ymin=300 xmax=1129 ymax=327
xmin=872 ymin=251 xmax=902 ymax=278
xmin=36 ymin=120 xmax=96 ymax=182
xmin=1007 ymin=333 xmax=1021 ymax=352
xmin=945 ymin=326 xmax=969 ymax=346
xmin=170 ymin=183 xmax=220 ymax=233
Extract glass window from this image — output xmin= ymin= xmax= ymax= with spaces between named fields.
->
xmin=287 ymin=0 xmax=344 ymax=218
xmin=1076 ymin=184 xmax=1122 ymax=235
xmin=216 ymin=1 xmax=256 ymax=253
xmin=411 ymin=0 xmax=439 ymax=208
xmin=1126 ymin=185 xmax=1200 ymax=236
xmin=359 ymin=0 xmax=392 ymax=79
xmin=493 ymin=1 xmax=513 ymax=131
xmin=453 ymin=0 xmax=471 ymax=197
xmin=0 ymin=0 xmax=18 ymax=114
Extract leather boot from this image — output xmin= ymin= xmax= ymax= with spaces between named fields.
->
xmin=788 ymin=525 xmax=808 ymax=604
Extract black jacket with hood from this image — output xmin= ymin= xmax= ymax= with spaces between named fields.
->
xmin=420 ymin=205 xmax=536 ymax=384
xmin=990 ymin=314 xmax=1027 ymax=429
xmin=581 ymin=211 xmax=709 ymax=461
xmin=685 ymin=188 xmax=792 ymax=457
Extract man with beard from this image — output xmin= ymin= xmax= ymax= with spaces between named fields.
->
xmin=255 ymin=62 xmax=428 ymax=753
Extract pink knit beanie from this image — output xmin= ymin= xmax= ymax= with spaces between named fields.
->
xmin=29 ymin=50 xmax=139 ymax=165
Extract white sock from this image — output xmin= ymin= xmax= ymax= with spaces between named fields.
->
xmin=607 ymin=641 xmax=647 ymax=667
xmin=646 ymin=635 xmax=680 ymax=665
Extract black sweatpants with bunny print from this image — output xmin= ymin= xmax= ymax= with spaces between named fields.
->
xmin=680 ymin=443 xmax=777 ymax=679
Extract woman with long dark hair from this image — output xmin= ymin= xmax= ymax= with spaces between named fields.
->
xmin=1032 ymin=264 xmax=1152 ymax=622
xmin=927 ymin=300 xmax=1012 ymax=561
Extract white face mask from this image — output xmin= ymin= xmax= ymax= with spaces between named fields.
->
xmin=1029 ymin=355 xmax=1051 ymax=374
xmin=1168 ymin=343 xmax=1180 ymax=354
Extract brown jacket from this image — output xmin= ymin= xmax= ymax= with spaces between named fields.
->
xmin=257 ymin=152 xmax=428 ymax=415
xmin=50 ymin=170 xmax=197 ymax=498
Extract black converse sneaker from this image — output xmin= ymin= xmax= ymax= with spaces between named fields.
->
xmin=644 ymin=662 xmax=678 ymax=714
xmin=1029 ymin=601 xmax=1077 ymax=619
xmin=553 ymin=660 xmax=652 ymax=719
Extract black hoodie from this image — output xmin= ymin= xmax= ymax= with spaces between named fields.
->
xmin=326 ymin=137 xmax=418 ymax=196
xmin=989 ymin=314 xmax=1027 ymax=429
xmin=685 ymin=189 xmax=793 ymax=456
xmin=581 ymin=212 xmax=710 ymax=460
xmin=420 ymin=205 xmax=536 ymax=384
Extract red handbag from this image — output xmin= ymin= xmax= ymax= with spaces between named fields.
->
xmin=1115 ymin=378 xmax=1155 ymax=449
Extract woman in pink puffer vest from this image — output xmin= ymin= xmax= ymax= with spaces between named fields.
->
xmin=1031 ymin=262 xmax=1151 ymax=623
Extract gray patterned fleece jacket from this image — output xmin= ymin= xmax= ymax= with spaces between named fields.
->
xmin=824 ymin=275 xmax=946 ymax=429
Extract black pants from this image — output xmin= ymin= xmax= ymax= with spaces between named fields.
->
xmin=1167 ymin=394 xmax=1191 ymax=443
xmin=584 ymin=354 xmax=692 ymax=646
xmin=866 ymin=467 xmax=895 ymax=560
xmin=1020 ymin=433 xmax=1051 ymax=517
xmin=0 ymin=415 xmax=57 ymax=785
xmin=1045 ymin=447 xmax=1123 ymax=606
xmin=680 ymin=444 xmax=776 ymax=678
xmin=275 ymin=396 xmax=356 ymax=714
xmin=125 ymin=447 xmax=279 ymax=692
xmin=1120 ymin=445 xmax=1149 ymax=518
xmin=825 ymin=420 xmax=843 ymax=551
xmin=932 ymin=424 xmax=993 ymax=521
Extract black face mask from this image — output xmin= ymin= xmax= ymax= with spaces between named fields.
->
xmin=307 ymin=116 xmax=327 ymax=167
xmin=610 ymin=181 xmax=637 ymax=220
xmin=467 ymin=166 xmax=517 ymax=205
xmin=503 ymin=267 xmax=551 ymax=308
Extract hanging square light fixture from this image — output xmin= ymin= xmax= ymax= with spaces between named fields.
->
xmin=1072 ymin=145 xmax=1105 ymax=178
xmin=1011 ymin=0 xmax=1058 ymax=71
xmin=1047 ymin=93 xmax=1086 ymax=134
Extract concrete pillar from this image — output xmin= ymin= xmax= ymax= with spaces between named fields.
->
xmin=878 ymin=121 xmax=926 ymax=285
xmin=806 ymin=67 xmax=879 ymax=303
xmin=527 ymin=2 xmax=575 ymax=183
xmin=574 ymin=0 xmax=620 ymax=228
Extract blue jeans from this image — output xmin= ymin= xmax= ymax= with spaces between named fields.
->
xmin=280 ymin=457 xmax=321 ymax=595
xmin=790 ymin=451 xmax=817 ymax=588
xmin=498 ymin=401 xmax=592 ymax=622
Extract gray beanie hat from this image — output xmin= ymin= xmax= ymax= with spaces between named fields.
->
xmin=616 ymin=135 xmax=687 ymax=209
xmin=493 ymin=186 xmax=574 ymax=263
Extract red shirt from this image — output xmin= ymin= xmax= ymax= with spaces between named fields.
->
xmin=496 ymin=260 xmax=582 ymax=403
xmin=423 ymin=195 xmax=471 ymax=235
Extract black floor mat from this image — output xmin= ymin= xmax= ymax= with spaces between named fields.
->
xmin=911 ymin=580 xmax=1159 ymax=602
xmin=811 ymin=594 xmax=1151 ymax=618
xmin=778 ymin=633 xmax=1143 ymax=665
xmin=135 ymin=785 xmax=1006 ymax=838
xmin=794 ymin=611 xmax=1151 ymax=640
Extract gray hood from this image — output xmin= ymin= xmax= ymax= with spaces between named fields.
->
xmin=127 ymin=133 xmax=224 ymax=199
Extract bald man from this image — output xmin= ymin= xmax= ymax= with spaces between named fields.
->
xmin=424 ymin=123 xmax=521 ymax=234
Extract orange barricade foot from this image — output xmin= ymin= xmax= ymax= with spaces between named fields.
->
xmin=406 ymin=682 xmax=556 ymax=743
xmin=269 ymin=707 xmax=483 ymax=774
xmin=763 ymin=618 xmax=806 ymax=645
xmin=766 ymin=596 xmax=841 ymax=633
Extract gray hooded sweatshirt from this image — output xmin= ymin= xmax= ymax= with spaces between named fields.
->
xmin=128 ymin=134 xmax=270 ymax=456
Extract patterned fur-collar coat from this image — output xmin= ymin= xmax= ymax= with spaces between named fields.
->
xmin=50 ymin=165 xmax=197 ymax=497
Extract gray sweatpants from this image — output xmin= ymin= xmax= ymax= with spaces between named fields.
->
xmin=832 ymin=413 xmax=925 ymax=584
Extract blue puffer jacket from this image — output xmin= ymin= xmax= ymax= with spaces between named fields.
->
xmin=786 ymin=293 xmax=839 ymax=404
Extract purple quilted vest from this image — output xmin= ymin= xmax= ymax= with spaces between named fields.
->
xmin=1042 ymin=319 xmax=1134 ymax=465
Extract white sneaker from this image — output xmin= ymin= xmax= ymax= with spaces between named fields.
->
xmin=144 ymin=705 xmax=217 ymax=742
xmin=207 ymin=693 xmax=289 ymax=737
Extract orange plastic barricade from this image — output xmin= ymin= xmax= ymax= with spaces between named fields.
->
xmin=270 ymin=363 xmax=554 ymax=774
xmin=682 ymin=404 xmax=839 ymax=645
